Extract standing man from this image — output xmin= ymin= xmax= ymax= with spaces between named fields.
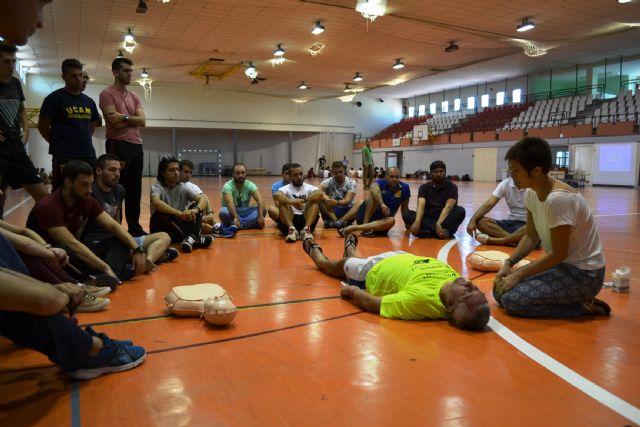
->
xmin=38 ymin=59 xmax=101 ymax=189
xmin=99 ymin=57 xmax=146 ymax=236
xmin=403 ymin=161 xmax=466 ymax=239
xmin=83 ymin=154 xmax=178 ymax=271
xmin=0 ymin=43 xmax=49 ymax=218
xmin=313 ymin=160 xmax=356 ymax=229
xmin=219 ymin=163 xmax=265 ymax=230
xmin=361 ymin=140 xmax=374 ymax=189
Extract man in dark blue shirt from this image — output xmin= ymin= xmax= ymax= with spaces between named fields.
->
xmin=337 ymin=167 xmax=410 ymax=237
xmin=403 ymin=160 xmax=466 ymax=239
xmin=38 ymin=58 xmax=101 ymax=189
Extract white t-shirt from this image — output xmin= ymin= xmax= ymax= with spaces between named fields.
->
xmin=183 ymin=181 xmax=204 ymax=195
xmin=357 ymin=170 xmax=363 ymax=178
xmin=150 ymin=182 xmax=198 ymax=215
xmin=492 ymin=177 xmax=527 ymax=221
xmin=525 ymin=188 xmax=604 ymax=270
xmin=323 ymin=169 xmax=330 ymax=178
xmin=278 ymin=182 xmax=318 ymax=215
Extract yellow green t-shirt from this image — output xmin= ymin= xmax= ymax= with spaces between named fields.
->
xmin=365 ymin=254 xmax=459 ymax=320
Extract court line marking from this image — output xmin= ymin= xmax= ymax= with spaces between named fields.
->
xmin=71 ymin=382 xmax=81 ymax=427
xmin=3 ymin=193 xmax=32 ymax=218
xmin=79 ymin=295 xmax=342 ymax=328
xmin=439 ymin=238 xmax=640 ymax=424
xmin=594 ymin=212 xmax=639 ymax=218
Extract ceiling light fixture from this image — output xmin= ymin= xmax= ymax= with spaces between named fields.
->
xmin=516 ymin=18 xmax=535 ymax=32
xmin=353 ymin=72 xmax=363 ymax=81
xmin=311 ymin=21 xmax=325 ymax=35
xmin=307 ymin=42 xmax=325 ymax=56
xmin=116 ymin=50 xmax=125 ymax=58
xmin=274 ymin=44 xmax=285 ymax=56
xmin=344 ymin=84 xmax=352 ymax=92
xmin=141 ymin=68 xmax=149 ymax=78
xmin=355 ymin=0 xmax=387 ymax=22
xmin=298 ymin=81 xmax=309 ymax=90
xmin=445 ymin=41 xmax=459 ymax=53
xmin=392 ymin=58 xmax=405 ymax=70
xmin=136 ymin=0 xmax=147 ymax=13
xmin=123 ymin=29 xmax=136 ymax=53
xmin=617 ymin=0 xmax=632 ymax=3
xmin=245 ymin=62 xmax=257 ymax=79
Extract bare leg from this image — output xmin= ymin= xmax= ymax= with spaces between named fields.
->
xmin=345 ymin=217 xmax=395 ymax=235
xmin=318 ymin=201 xmax=338 ymax=222
xmin=339 ymin=200 xmax=363 ymax=223
xmin=304 ymin=239 xmax=348 ymax=278
xmin=304 ymin=202 xmax=320 ymax=228
xmin=23 ymin=182 xmax=49 ymax=202
xmin=143 ymin=232 xmax=171 ymax=265
xmin=477 ymin=217 xmax=510 ymax=238
xmin=278 ymin=204 xmax=294 ymax=228
xmin=267 ymin=205 xmax=279 ymax=221
xmin=487 ymin=226 xmax=526 ymax=246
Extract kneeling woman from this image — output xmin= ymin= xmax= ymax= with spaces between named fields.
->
xmin=494 ymin=137 xmax=609 ymax=317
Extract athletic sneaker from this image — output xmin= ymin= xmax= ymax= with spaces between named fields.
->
xmin=89 ymin=274 xmax=121 ymax=291
xmin=299 ymin=226 xmax=312 ymax=241
xmin=67 ymin=335 xmax=146 ymax=380
xmin=181 ymin=235 xmax=197 ymax=253
xmin=285 ymin=226 xmax=298 ymax=243
xmin=84 ymin=326 xmax=133 ymax=346
xmin=120 ymin=264 xmax=136 ymax=281
xmin=475 ymin=233 xmax=489 ymax=244
xmin=157 ymin=247 xmax=179 ymax=264
xmin=77 ymin=294 xmax=110 ymax=312
xmin=212 ymin=223 xmax=237 ymax=238
xmin=78 ymin=284 xmax=111 ymax=297
xmin=195 ymin=234 xmax=213 ymax=249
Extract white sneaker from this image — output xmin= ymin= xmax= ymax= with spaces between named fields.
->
xmin=77 ymin=294 xmax=111 ymax=312
xmin=286 ymin=227 xmax=298 ymax=243
xmin=475 ymin=233 xmax=489 ymax=244
xmin=78 ymin=283 xmax=111 ymax=297
xmin=299 ymin=227 xmax=312 ymax=241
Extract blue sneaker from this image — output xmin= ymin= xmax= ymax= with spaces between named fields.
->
xmin=120 ymin=264 xmax=136 ymax=281
xmin=212 ymin=223 xmax=237 ymax=238
xmin=84 ymin=326 xmax=133 ymax=347
xmin=68 ymin=335 xmax=145 ymax=380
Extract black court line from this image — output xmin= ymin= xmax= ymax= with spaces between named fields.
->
xmin=78 ymin=295 xmax=342 ymax=328
xmin=468 ymin=272 xmax=489 ymax=281
xmin=148 ymin=311 xmax=362 ymax=355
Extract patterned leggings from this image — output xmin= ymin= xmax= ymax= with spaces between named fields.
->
xmin=494 ymin=264 xmax=605 ymax=318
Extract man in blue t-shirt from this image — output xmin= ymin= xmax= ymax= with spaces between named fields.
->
xmin=337 ymin=167 xmax=411 ymax=237
xmin=267 ymin=163 xmax=291 ymax=222
xmin=38 ymin=58 xmax=101 ymax=189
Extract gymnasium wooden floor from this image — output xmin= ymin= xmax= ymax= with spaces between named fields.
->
xmin=0 ymin=176 xmax=638 ymax=427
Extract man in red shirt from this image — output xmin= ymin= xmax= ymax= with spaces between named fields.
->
xmin=99 ymin=57 xmax=146 ymax=237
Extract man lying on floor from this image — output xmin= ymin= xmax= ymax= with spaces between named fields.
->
xmin=302 ymin=234 xmax=490 ymax=331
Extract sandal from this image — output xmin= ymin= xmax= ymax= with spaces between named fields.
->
xmin=361 ymin=230 xmax=376 ymax=238
xmin=343 ymin=233 xmax=358 ymax=258
xmin=337 ymin=227 xmax=349 ymax=238
xmin=583 ymin=298 xmax=611 ymax=316
xmin=302 ymin=237 xmax=323 ymax=257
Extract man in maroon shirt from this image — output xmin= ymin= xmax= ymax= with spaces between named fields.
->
xmin=31 ymin=160 xmax=146 ymax=282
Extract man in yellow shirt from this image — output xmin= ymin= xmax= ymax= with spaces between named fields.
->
xmin=303 ymin=234 xmax=490 ymax=330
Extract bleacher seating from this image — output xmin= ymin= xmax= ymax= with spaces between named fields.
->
xmin=504 ymin=95 xmax=592 ymax=130
xmin=591 ymin=91 xmax=640 ymax=126
xmin=457 ymin=104 xmax=530 ymax=132
xmin=421 ymin=111 xmax=468 ymax=135
xmin=373 ymin=115 xmax=430 ymax=139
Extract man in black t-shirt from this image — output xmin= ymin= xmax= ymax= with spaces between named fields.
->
xmin=83 ymin=154 xmax=177 ymax=270
xmin=38 ymin=59 xmax=101 ymax=189
xmin=402 ymin=160 xmax=466 ymax=239
xmin=0 ymin=43 xmax=48 ymax=217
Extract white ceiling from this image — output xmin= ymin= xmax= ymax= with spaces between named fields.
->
xmin=19 ymin=0 xmax=640 ymax=101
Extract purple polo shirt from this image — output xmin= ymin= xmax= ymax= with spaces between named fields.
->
xmin=418 ymin=180 xmax=459 ymax=218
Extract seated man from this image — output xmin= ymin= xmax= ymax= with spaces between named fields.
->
xmin=150 ymin=156 xmax=212 ymax=253
xmin=357 ymin=167 xmax=363 ymax=178
xmin=219 ymin=163 xmax=265 ymax=231
xmin=273 ymin=163 xmax=320 ymax=242
xmin=337 ymin=167 xmax=410 ymax=237
xmin=29 ymin=160 xmax=146 ymax=283
xmin=267 ymin=163 xmax=291 ymax=222
xmin=0 ymin=267 xmax=145 ymax=380
xmin=313 ymin=160 xmax=356 ymax=229
xmin=83 ymin=154 xmax=178 ymax=272
xmin=178 ymin=159 xmax=222 ymax=234
xmin=403 ymin=160 xmax=466 ymax=239
xmin=302 ymin=234 xmax=490 ymax=330
xmin=467 ymin=176 xmax=527 ymax=246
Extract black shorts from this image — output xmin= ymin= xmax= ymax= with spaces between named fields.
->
xmin=495 ymin=219 xmax=526 ymax=234
xmin=0 ymin=141 xmax=43 ymax=189
xmin=277 ymin=214 xmax=319 ymax=235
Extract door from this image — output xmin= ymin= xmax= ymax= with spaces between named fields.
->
xmin=386 ymin=152 xmax=403 ymax=176
xmin=570 ymin=144 xmax=593 ymax=184
xmin=473 ymin=147 xmax=498 ymax=181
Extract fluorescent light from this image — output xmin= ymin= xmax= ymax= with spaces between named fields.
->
xmin=298 ymin=81 xmax=308 ymax=90
xmin=618 ymin=0 xmax=632 ymax=3
xmin=517 ymin=18 xmax=535 ymax=32
xmin=353 ymin=72 xmax=363 ymax=81
xmin=124 ymin=29 xmax=135 ymax=42
xmin=392 ymin=58 xmax=405 ymax=70
xmin=311 ymin=21 xmax=325 ymax=35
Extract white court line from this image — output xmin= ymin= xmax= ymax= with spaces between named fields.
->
xmin=594 ymin=212 xmax=640 ymax=218
xmin=438 ymin=238 xmax=640 ymax=425
xmin=3 ymin=193 xmax=32 ymax=218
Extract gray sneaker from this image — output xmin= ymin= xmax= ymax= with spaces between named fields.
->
xmin=77 ymin=294 xmax=110 ymax=312
xmin=78 ymin=284 xmax=111 ymax=297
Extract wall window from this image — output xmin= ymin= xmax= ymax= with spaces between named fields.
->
xmin=512 ymin=88 xmax=522 ymax=103
xmin=467 ymin=96 xmax=475 ymax=110
xmin=454 ymin=98 xmax=461 ymax=111
xmin=441 ymin=101 xmax=449 ymax=113
xmin=418 ymin=104 xmax=426 ymax=116
xmin=496 ymin=91 xmax=505 ymax=105
xmin=429 ymin=103 xmax=437 ymax=115
xmin=481 ymin=94 xmax=489 ymax=107
xmin=408 ymin=106 xmax=415 ymax=117
xmin=556 ymin=150 xmax=569 ymax=168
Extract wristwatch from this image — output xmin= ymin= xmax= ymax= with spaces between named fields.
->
xmin=133 ymin=246 xmax=145 ymax=254
xmin=123 ymin=115 xmax=130 ymax=122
